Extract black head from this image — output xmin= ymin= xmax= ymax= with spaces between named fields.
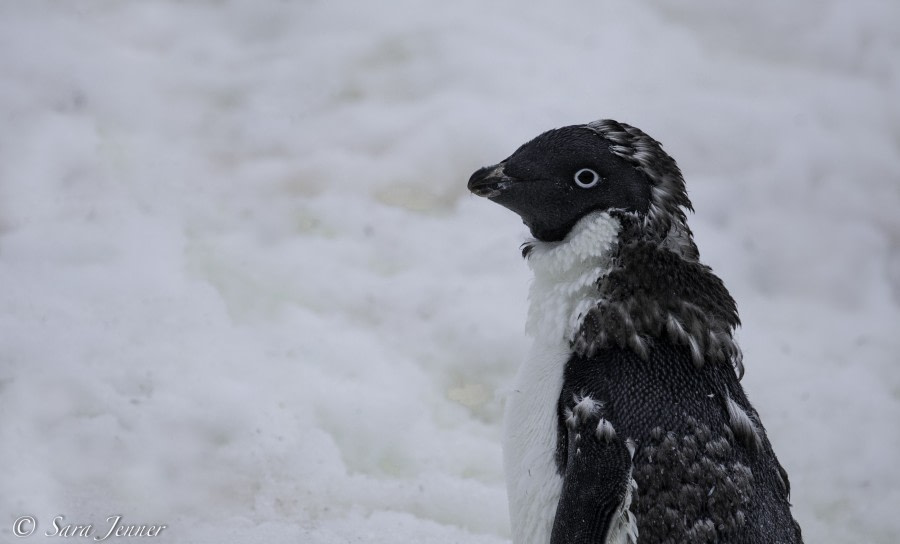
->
xmin=468 ymin=119 xmax=693 ymax=243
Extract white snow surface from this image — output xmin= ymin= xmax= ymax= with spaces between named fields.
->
xmin=1 ymin=1 xmax=899 ymax=542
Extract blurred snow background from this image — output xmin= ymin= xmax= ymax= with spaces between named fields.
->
xmin=1 ymin=0 xmax=898 ymax=542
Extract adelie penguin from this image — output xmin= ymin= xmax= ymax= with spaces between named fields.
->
xmin=468 ymin=120 xmax=803 ymax=544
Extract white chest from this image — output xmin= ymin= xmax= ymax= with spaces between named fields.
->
xmin=502 ymin=212 xmax=620 ymax=544
xmin=503 ymin=336 xmax=569 ymax=544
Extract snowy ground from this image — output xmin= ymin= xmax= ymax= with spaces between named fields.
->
xmin=1 ymin=1 xmax=899 ymax=542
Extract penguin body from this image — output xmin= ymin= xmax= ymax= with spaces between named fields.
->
xmin=468 ymin=120 xmax=803 ymax=544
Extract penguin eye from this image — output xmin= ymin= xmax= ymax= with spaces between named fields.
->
xmin=574 ymin=168 xmax=601 ymax=189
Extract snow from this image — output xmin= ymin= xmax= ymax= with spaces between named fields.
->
xmin=1 ymin=1 xmax=898 ymax=542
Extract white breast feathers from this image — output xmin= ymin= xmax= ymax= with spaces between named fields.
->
xmin=503 ymin=211 xmax=621 ymax=544
xmin=525 ymin=211 xmax=621 ymax=345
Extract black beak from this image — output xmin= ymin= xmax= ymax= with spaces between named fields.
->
xmin=468 ymin=163 xmax=515 ymax=198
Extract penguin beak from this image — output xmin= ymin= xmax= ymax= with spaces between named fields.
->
xmin=468 ymin=163 xmax=517 ymax=199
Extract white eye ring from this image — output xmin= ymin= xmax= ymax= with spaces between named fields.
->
xmin=574 ymin=168 xmax=601 ymax=189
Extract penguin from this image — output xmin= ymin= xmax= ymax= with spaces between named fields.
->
xmin=467 ymin=120 xmax=803 ymax=544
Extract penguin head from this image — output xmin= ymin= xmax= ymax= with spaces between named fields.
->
xmin=468 ymin=119 xmax=695 ymax=248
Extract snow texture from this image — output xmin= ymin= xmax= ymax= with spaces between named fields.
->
xmin=1 ymin=1 xmax=899 ymax=543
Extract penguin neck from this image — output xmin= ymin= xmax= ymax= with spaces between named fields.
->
xmin=523 ymin=210 xmax=744 ymax=376
xmin=576 ymin=214 xmax=744 ymax=375
xmin=523 ymin=211 xmax=621 ymax=345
